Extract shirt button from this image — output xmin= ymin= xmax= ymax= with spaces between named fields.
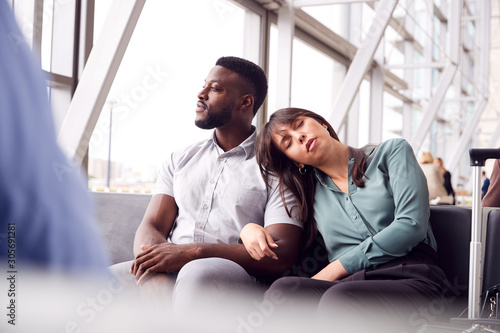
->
xmin=203 ymin=205 xmax=208 ymax=210
xmin=219 ymin=157 xmax=224 ymax=162
xmin=345 ymin=197 xmax=349 ymax=201
xmin=210 ymin=179 xmax=215 ymax=184
xmin=352 ymin=215 xmax=357 ymax=220
xmin=197 ymin=224 xmax=202 ymax=229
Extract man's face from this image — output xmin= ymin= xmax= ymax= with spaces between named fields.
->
xmin=195 ymin=65 xmax=242 ymax=129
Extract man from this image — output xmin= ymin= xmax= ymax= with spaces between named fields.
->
xmin=111 ymin=57 xmax=303 ymax=312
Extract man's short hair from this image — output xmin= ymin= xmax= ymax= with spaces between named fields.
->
xmin=216 ymin=56 xmax=268 ymax=115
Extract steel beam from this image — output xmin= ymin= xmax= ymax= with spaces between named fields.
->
xmin=402 ymin=0 xmax=415 ymax=140
xmin=446 ymin=0 xmax=490 ymax=173
xmin=446 ymin=99 xmax=487 ymax=171
xmin=487 ymin=119 xmax=500 ymax=148
xmin=409 ymin=62 xmax=457 ymax=151
xmin=344 ymin=1 xmax=362 ymax=146
xmin=57 ymin=0 xmax=146 ymax=165
xmin=346 ymin=94 xmax=360 ymax=146
xmin=328 ymin=0 xmax=398 ymax=131
xmin=370 ymin=53 xmax=384 ymax=144
xmin=384 ymin=62 xmax=446 ymax=69
xmin=479 ymin=0 xmax=490 ymax=100
xmin=409 ymin=0 xmax=462 ymax=152
xmin=293 ymin=0 xmax=378 ymax=7
xmin=275 ymin=0 xmax=294 ymax=110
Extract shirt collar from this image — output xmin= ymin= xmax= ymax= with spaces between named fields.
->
xmin=209 ymin=125 xmax=256 ymax=160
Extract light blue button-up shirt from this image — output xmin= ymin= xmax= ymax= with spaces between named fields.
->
xmin=313 ymin=138 xmax=436 ymax=275
xmin=154 ymin=127 xmax=302 ymax=245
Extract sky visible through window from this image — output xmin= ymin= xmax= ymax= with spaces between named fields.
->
xmin=89 ymin=0 xmax=250 ymax=189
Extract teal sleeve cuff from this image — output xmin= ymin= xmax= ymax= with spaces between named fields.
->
xmin=338 ymin=246 xmax=371 ymax=275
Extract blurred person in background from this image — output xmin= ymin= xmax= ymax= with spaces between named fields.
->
xmin=419 ymin=152 xmax=449 ymax=204
xmin=434 ymin=157 xmax=455 ymax=205
xmin=482 ymin=170 xmax=490 ymax=198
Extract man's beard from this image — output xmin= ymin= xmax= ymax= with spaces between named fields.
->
xmin=195 ymin=102 xmax=234 ymax=129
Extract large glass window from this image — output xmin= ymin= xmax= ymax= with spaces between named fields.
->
xmin=9 ymin=0 xmax=492 ymax=197
xmin=88 ymin=0 xmax=262 ymax=192
xmin=267 ymin=26 xmax=345 ymax=124
xmin=301 ymin=4 xmax=350 ymax=40
xmin=290 ymin=38 xmax=340 ymax=117
xmin=10 ymin=0 xmax=81 ymax=133
xmin=358 ymin=80 xmax=371 ymax=147
xmin=383 ymin=92 xmax=403 ymax=141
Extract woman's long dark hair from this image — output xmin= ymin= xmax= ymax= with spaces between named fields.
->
xmin=255 ymin=108 xmax=369 ymax=248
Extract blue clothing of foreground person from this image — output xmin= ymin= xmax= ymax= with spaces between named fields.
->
xmin=0 ymin=1 xmax=108 ymax=273
xmin=240 ymin=108 xmax=458 ymax=332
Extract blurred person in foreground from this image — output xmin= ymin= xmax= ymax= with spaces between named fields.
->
xmin=0 ymin=3 xmax=111 ymax=332
xmin=240 ymin=108 xmax=457 ymax=332
xmin=434 ymin=157 xmax=455 ymax=205
xmin=0 ymin=0 xmax=108 ymax=275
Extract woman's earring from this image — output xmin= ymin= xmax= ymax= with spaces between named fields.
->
xmin=298 ymin=166 xmax=306 ymax=175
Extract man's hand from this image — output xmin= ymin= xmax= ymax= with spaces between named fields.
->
xmin=130 ymin=243 xmax=198 ymax=285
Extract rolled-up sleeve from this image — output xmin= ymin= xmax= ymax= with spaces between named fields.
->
xmin=153 ymin=152 xmax=176 ymax=197
xmin=264 ymin=177 xmax=303 ymax=229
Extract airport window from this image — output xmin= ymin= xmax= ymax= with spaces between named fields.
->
xmin=383 ymin=92 xmax=403 ymax=141
xmin=301 ymin=4 xmax=350 ymax=41
xmin=7 ymin=0 xmax=496 ymax=196
xmin=290 ymin=38 xmax=340 ymax=117
xmin=267 ymin=25 xmax=345 ymax=123
xmin=88 ymin=0 xmax=262 ymax=192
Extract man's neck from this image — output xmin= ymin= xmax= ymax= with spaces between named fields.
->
xmin=214 ymin=125 xmax=254 ymax=152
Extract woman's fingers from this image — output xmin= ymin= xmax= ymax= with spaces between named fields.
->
xmin=240 ymin=223 xmax=279 ymax=260
xmin=259 ymin=237 xmax=278 ymax=260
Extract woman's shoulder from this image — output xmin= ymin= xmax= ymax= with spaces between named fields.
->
xmin=380 ymin=137 xmax=409 ymax=148
xmin=372 ymin=138 xmax=412 ymax=157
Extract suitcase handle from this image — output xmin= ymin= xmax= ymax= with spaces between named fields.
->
xmin=469 ymin=148 xmax=500 ymax=166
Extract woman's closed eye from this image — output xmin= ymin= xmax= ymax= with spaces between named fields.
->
xmin=280 ymin=135 xmax=292 ymax=150
xmin=284 ymin=120 xmax=303 ymax=149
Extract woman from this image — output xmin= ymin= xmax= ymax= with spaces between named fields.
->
xmin=434 ymin=157 xmax=455 ymax=204
xmin=240 ymin=108 xmax=456 ymax=332
xmin=419 ymin=152 xmax=448 ymax=202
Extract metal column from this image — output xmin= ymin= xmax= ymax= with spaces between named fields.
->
xmin=58 ymin=0 xmax=146 ymax=164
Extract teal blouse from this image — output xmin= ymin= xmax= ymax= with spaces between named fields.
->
xmin=313 ymin=138 xmax=437 ymax=275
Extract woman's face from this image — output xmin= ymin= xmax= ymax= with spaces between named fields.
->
xmin=271 ymin=116 xmax=331 ymax=167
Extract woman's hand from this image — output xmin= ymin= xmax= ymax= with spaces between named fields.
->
xmin=311 ymin=259 xmax=348 ymax=282
xmin=240 ymin=223 xmax=279 ymax=261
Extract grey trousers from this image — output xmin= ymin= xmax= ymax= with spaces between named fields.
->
xmin=108 ymin=257 xmax=262 ymax=314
